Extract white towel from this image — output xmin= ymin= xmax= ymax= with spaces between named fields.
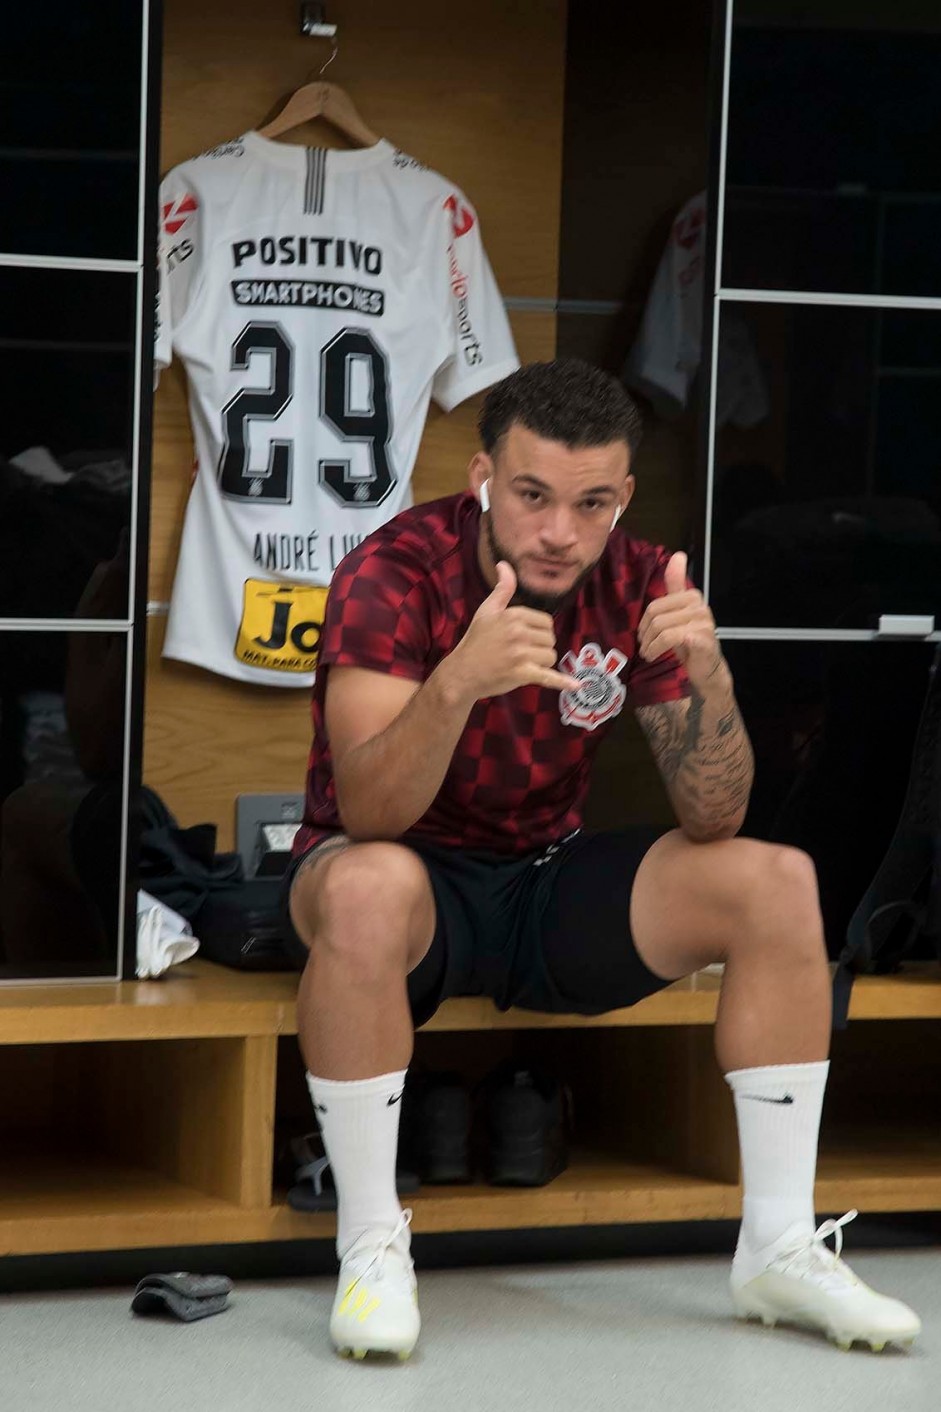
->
xmin=136 ymin=890 xmax=200 ymax=979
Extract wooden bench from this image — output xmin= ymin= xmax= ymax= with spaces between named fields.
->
xmin=1 ymin=960 xmax=938 ymax=1257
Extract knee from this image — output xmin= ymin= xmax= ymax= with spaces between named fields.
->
xmin=317 ymin=843 xmax=429 ymax=924
xmin=761 ymin=843 xmax=821 ymax=914
xmin=736 ymin=841 xmax=825 ymax=959
xmin=294 ymin=842 xmax=430 ymax=969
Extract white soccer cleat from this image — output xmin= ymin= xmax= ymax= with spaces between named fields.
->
xmin=330 ymin=1209 xmax=420 ymax=1361
xmin=731 ymin=1210 xmax=921 ymax=1353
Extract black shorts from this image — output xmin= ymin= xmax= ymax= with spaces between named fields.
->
xmin=280 ymin=828 xmax=675 ymax=1029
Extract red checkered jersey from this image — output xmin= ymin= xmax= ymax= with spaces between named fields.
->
xmin=295 ymin=491 xmax=692 ymax=855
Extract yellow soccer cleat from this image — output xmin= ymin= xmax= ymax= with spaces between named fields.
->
xmin=330 ymin=1209 xmax=420 ymax=1362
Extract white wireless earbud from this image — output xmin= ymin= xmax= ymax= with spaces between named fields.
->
xmin=479 ymin=477 xmax=491 ymax=513
xmin=609 ymin=505 xmax=620 ymax=533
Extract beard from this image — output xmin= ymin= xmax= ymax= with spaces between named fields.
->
xmin=485 ymin=516 xmax=599 ymax=613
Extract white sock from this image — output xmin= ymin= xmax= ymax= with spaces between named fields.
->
xmin=306 ymin=1069 xmax=407 ymax=1260
xmin=726 ymin=1060 xmax=829 ymax=1273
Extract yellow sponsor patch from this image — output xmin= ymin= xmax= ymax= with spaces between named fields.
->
xmin=234 ymin=579 xmax=329 ymax=674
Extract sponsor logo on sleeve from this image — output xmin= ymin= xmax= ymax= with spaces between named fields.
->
xmin=673 ymin=203 xmax=705 ymax=251
xmin=444 ymin=193 xmax=475 ymax=238
xmin=162 ymin=193 xmax=198 ymax=236
xmin=392 ymin=150 xmax=428 ymax=172
xmin=167 ymin=238 xmax=194 ymax=272
xmin=201 ymin=138 xmax=246 ymax=159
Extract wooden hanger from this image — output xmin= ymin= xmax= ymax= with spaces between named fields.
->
xmin=258 ymin=79 xmax=379 ymax=148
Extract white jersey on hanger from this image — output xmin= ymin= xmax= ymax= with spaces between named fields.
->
xmin=624 ymin=192 xmax=707 ymax=416
xmin=155 ymin=131 xmax=519 ymax=686
xmin=623 ymin=190 xmax=769 ymax=430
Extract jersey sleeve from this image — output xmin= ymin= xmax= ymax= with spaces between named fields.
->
xmin=626 ymin=548 xmax=694 ymax=708
xmin=623 ymin=193 xmax=706 ymax=419
xmin=431 ymin=190 xmax=520 ymax=412
xmin=622 ymin=248 xmax=689 ymax=417
xmin=317 ymin=548 xmax=430 ymax=683
xmin=154 ymin=168 xmax=204 ymax=383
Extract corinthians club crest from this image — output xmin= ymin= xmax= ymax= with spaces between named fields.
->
xmin=559 ymin=642 xmax=628 ymax=731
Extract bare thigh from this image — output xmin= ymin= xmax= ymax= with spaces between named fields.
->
xmin=629 ymin=828 xmax=818 ymax=981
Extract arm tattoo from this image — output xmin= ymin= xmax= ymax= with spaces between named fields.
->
xmin=636 ymin=689 xmax=704 ymax=788
xmin=716 ymin=707 xmax=737 ymax=737
xmin=635 ymin=689 xmax=754 ymax=838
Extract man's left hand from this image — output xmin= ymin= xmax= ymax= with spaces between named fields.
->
xmin=637 ymin=552 xmax=728 ymax=690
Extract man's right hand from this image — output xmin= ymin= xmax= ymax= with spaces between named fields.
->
xmin=442 ymin=562 xmax=581 ymax=703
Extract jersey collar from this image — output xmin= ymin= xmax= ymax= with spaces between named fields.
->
xmin=241 ymin=131 xmax=395 ymax=173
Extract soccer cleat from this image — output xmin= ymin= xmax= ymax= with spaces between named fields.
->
xmin=329 ymin=1209 xmax=420 ymax=1361
xmin=731 ymin=1210 xmax=922 ymax=1352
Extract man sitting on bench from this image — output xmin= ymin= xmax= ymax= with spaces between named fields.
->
xmin=282 ymin=358 xmax=920 ymax=1361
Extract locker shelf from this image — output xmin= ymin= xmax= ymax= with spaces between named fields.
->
xmin=0 ymin=963 xmax=937 ymax=1258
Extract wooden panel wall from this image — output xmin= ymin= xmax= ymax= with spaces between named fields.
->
xmin=147 ymin=0 xmax=567 ymax=845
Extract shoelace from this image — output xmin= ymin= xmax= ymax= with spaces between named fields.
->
xmin=348 ymin=1208 xmax=414 ymax=1286
xmin=773 ymin=1210 xmax=860 ymax=1289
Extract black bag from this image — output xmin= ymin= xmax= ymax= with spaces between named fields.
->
xmin=137 ymin=786 xmax=295 ymax=971
xmin=194 ymin=877 xmax=296 ymax=972
xmin=138 ymin=785 xmax=243 ymax=920
xmin=833 ymin=645 xmax=941 ymax=1028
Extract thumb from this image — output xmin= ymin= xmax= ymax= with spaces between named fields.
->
xmin=483 ymin=560 xmax=517 ymax=613
xmin=664 ymin=551 xmax=688 ymax=597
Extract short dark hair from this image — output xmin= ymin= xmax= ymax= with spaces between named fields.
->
xmin=478 ymin=358 xmax=643 ymax=460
